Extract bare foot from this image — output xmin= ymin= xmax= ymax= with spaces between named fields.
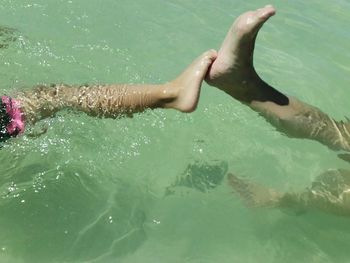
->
xmin=206 ymin=5 xmax=278 ymax=103
xmin=165 ymin=49 xmax=217 ymax=112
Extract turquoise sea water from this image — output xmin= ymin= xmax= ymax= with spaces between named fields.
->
xmin=1 ymin=0 xmax=350 ymax=262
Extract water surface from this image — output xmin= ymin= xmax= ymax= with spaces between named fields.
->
xmin=0 ymin=0 xmax=350 ymax=262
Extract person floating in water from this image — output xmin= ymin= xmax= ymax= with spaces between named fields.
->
xmin=2 ymin=4 xmax=350 ymax=216
xmin=0 ymin=50 xmax=217 ymax=142
xmin=2 ymin=6 xmax=349 ymax=149
xmin=205 ymin=5 xmax=350 ymax=217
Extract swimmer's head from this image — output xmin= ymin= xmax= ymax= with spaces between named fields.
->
xmin=0 ymin=96 xmax=25 ymax=143
xmin=0 ymin=99 xmax=11 ymax=142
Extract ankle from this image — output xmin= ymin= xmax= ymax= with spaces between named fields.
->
xmin=217 ymin=76 xmax=289 ymax=106
xmin=157 ymin=83 xmax=179 ymax=108
xmin=256 ymin=80 xmax=289 ymax=106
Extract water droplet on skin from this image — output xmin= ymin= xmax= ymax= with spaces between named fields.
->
xmin=246 ymin=17 xmax=254 ymax=25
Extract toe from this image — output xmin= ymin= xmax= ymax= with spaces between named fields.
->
xmin=198 ymin=49 xmax=217 ymax=75
xmin=201 ymin=49 xmax=218 ymax=65
xmin=256 ymin=5 xmax=276 ymax=20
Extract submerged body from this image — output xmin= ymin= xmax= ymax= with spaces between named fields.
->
xmin=228 ymin=170 xmax=350 ymax=217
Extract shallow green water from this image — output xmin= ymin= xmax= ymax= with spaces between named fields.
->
xmin=0 ymin=0 xmax=350 ymax=262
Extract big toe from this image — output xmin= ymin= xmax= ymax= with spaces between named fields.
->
xmin=199 ymin=49 xmax=218 ymax=67
xmin=256 ymin=5 xmax=276 ymax=21
xmin=195 ymin=49 xmax=217 ymax=78
xmin=234 ymin=5 xmax=276 ymax=36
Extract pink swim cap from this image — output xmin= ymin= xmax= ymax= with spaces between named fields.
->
xmin=1 ymin=96 xmax=25 ymax=136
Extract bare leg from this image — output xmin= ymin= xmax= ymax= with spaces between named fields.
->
xmin=228 ymin=170 xmax=350 ymax=217
xmin=206 ymin=6 xmax=350 ymax=151
xmin=18 ymin=50 xmax=217 ymax=124
xmin=227 ymin=173 xmax=312 ymax=215
xmin=227 ymin=173 xmax=283 ymax=208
